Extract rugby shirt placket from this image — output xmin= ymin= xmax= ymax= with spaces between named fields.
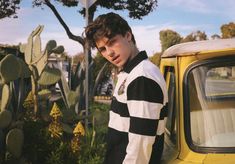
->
xmin=106 ymin=51 xmax=168 ymax=164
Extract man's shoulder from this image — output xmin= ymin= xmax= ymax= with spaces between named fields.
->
xmin=130 ymin=59 xmax=161 ymax=77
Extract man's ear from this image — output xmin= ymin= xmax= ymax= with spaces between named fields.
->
xmin=125 ymin=31 xmax=132 ymax=42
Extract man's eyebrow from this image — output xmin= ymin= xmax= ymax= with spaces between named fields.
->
xmin=97 ymin=38 xmax=111 ymax=51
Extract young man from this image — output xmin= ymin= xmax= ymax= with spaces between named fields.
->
xmin=85 ymin=12 xmax=168 ymax=164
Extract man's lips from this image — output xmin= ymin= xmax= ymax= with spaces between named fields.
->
xmin=112 ymin=55 xmax=120 ymax=62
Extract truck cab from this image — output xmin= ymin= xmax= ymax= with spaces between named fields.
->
xmin=160 ymin=38 xmax=235 ymax=163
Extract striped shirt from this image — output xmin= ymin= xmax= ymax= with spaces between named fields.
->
xmin=104 ymin=51 xmax=168 ymax=164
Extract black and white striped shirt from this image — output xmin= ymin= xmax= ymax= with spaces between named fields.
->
xmin=104 ymin=51 xmax=168 ymax=164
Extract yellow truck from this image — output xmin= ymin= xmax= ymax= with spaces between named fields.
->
xmin=160 ymin=38 xmax=235 ymax=163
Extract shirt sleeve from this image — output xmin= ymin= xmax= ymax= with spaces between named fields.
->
xmin=123 ymin=76 xmax=164 ymax=164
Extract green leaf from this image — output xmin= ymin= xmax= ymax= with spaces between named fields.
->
xmin=66 ymin=91 xmax=79 ymax=109
xmin=61 ymin=122 xmax=73 ymax=134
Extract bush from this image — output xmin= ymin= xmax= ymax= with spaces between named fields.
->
xmin=20 ymin=102 xmax=109 ymax=164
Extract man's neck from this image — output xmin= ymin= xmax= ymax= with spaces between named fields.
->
xmin=129 ymin=45 xmax=139 ymax=61
xmin=120 ymin=46 xmax=139 ymax=72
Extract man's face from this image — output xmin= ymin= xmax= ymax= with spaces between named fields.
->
xmin=96 ymin=32 xmax=133 ymax=68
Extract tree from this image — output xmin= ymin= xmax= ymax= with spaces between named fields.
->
xmin=149 ymin=52 xmax=161 ymax=66
xmin=0 ymin=0 xmax=20 ymax=19
xmin=181 ymin=30 xmax=207 ymax=43
xmin=221 ymin=22 xmax=235 ymax=38
xmin=93 ymin=53 xmax=115 ymax=78
xmin=211 ymin=34 xmax=221 ymax=40
xmin=159 ymin=29 xmax=182 ymax=52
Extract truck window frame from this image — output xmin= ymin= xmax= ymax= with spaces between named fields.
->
xmin=164 ymin=66 xmax=177 ymax=144
xmin=183 ymin=55 xmax=235 ymax=153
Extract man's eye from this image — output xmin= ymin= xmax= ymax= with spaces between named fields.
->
xmin=99 ymin=48 xmax=106 ymax=53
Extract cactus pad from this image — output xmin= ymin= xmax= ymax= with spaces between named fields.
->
xmin=18 ymin=58 xmax=31 ymax=78
xmin=0 ymin=110 xmax=12 ymax=129
xmin=33 ymin=34 xmax=42 ymax=60
xmin=19 ymin=43 xmax=26 ymax=54
xmin=45 ymin=40 xmax=57 ymax=55
xmin=6 ymin=128 xmax=24 ymax=158
xmin=51 ymin=45 xmax=65 ymax=54
xmin=38 ymin=67 xmax=61 ymax=85
xmin=30 ymin=65 xmax=39 ymax=80
xmin=0 ymin=84 xmax=11 ymax=111
xmin=34 ymin=53 xmax=48 ymax=76
xmin=0 ymin=54 xmax=22 ymax=83
xmin=0 ymin=129 xmax=4 ymax=151
xmin=24 ymin=25 xmax=44 ymax=64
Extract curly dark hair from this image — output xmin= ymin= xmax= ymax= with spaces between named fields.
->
xmin=85 ymin=12 xmax=136 ymax=48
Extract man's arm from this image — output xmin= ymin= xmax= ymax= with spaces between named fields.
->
xmin=123 ymin=76 xmax=165 ymax=164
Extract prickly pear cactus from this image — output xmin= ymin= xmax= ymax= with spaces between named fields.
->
xmin=6 ymin=128 xmax=24 ymax=158
xmin=44 ymin=40 xmax=57 ymax=55
xmin=18 ymin=57 xmax=31 ymax=78
xmin=0 ymin=54 xmax=22 ymax=83
xmin=38 ymin=67 xmax=61 ymax=85
xmin=23 ymin=25 xmax=44 ymax=64
xmin=18 ymin=25 xmax=65 ymax=117
xmin=51 ymin=45 xmax=64 ymax=54
xmin=34 ymin=52 xmax=48 ymax=76
xmin=20 ymin=25 xmax=64 ymax=77
xmin=0 ymin=84 xmax=11 ymax=111
xmin=0 ymin=129 xmax=4 ymax=151
xmin=0 ymin=110 xmax=12 ymax=129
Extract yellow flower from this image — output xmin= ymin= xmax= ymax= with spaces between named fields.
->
xmin=50 ymin=102 xmax=62 ymax=119
xmin=71 ymin=137 xmax=80 ymax=153
xmin=73 ymin=122 xmax=85 ymax=136
xmin=23 ymin=91 xmax=34 ymax=109
xmin=48 ymin=121 xmax=63 ymax=138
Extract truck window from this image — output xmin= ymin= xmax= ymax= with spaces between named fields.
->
xmin=188 ymin=62 xmax=235 ymax=149
xmin=164 ymin=66 xmax=176 ymax=144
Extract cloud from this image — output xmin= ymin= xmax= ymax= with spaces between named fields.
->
xmin=1 ymin=0 xmax=234 ymax=57
xmin=159 ymin=0 xmax=235 ymax=18
xmin=0 ymin=21 xmax=84 ymax=56
xmin=210 ymin=0 xmax=235 ymax=19
xmin=40 ymin=27 xmax=84 ymax=55
xmin=160 ymin=22 xmax=213 ymax=36
xmin=0 ymin=7 xmax=47 ymax=43
xmin=0 ymin=19 xmax=27 ymax=44
xmin=159 ymin=0 xmax=210 ymax=13
xmin=0 ymin=6 xmax=84 ymax=56
xmin=132 ymin=25 xmax=161 ymax=55
xmin=132 ymin=22 xmax=212 ymax=55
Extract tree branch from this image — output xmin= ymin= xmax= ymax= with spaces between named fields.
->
xmin=44 ymin=0 xmax=85 ymax=46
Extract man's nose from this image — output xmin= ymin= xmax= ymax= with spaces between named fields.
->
xmin=107 ymin=47 xmax=114 ymax=57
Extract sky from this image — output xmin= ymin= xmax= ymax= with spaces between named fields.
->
xmin=0 ymin=0 xmax=235 ymax=56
